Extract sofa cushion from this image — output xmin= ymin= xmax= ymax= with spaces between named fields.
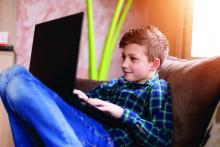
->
xmin=159 ymin=56 xmax=220 ymax=147
xmin=200 ymin=100 xmax=220 ymax=147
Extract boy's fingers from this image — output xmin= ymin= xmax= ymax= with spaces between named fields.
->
xmin=73 ymin=89 xmax=81 ymax=94
xmin=73 ymin=89 xmax=85 ymax=96
xmin=95 ymin=106 xmax=108 ymax=112
xmin=87 ymin=98 xmax=105 ymax=106
xmin=78 ymin=94 xmax=87 ymax=99
xmin=73 ymin=89 xmax=89 ymax=101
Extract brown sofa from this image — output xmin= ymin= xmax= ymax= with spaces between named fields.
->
xmin=75 ymin=56 xmax=220 ymax=147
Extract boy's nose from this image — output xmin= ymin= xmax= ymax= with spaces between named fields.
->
xmin=122 ymin=60 xmax=129 ymax=68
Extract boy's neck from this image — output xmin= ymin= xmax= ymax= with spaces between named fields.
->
xmin=138 ymin=73 xmax=157 ymax=84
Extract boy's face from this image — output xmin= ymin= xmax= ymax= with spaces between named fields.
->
xmin=121 ymin=43 xmax=155 ymax=83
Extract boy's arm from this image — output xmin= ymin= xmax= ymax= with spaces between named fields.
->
xmin=120 ymin=81 xmax=173 ymax=146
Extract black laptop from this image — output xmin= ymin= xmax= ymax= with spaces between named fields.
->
xmin=29 ymin=12 xmax=122 ymax=127
xmin=29 ymin=12 xmax=83 ymax=101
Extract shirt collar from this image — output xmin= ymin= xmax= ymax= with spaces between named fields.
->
xmin=118 ymin=74 xmax=159 ymax=86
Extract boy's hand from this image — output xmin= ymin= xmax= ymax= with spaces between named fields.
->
xmin=73 ymin=89 xmax=89 ymax=101
xmin=86 ymin=98 xmax=124 ymax=119
xmin=73 ymin=89 xmax=124 ymax=119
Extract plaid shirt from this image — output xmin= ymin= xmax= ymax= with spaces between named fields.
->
xmin=86 ymin=74 xmax=173 ymax=147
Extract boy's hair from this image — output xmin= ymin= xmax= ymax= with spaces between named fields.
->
xmin=119 ymin=25 xmax=169 ymax=67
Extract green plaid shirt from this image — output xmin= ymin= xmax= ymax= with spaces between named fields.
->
xmin=86 ymin=74 xmax=173 ymax=147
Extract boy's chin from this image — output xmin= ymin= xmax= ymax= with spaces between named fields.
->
xmin=124 ymin=76 xmax=136 ymax=82
xmin=124 ymin=76 xmax=147 ymax=83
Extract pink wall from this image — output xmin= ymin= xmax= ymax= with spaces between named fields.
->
xmin=16 ymin=0 xmax=145 ymax=80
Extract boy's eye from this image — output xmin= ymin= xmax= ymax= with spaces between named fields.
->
xmin=131 ymin=57 xmax=138 ymax=61
xmin=122 ymin=55 xmax=125 ymax=60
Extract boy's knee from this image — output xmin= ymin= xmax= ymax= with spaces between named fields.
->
xmin=6 ymin=77 xmax=29 ymax=105
xmin=0 ymin=65 xmax=27 ymax=97
xmin=5 ymin=76 xmax=42 ymax=114
xmin=5 ymin=65 xmax=27 ymax=76
xmin=0 ymin=65 xmax=27 ymax=83
xmin=4 ymin=74 xmax=37 ymax=111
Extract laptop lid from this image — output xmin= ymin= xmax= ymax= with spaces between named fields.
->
xmin=29 ymin=12 xmax=83 ymax=100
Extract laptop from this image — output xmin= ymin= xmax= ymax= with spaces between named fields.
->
xmin=29 ymin=12 xmax=122 ymax=127
xmin=29 ymin=12 xmax=83 ymax=101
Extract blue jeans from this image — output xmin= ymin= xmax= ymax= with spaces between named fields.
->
xmin=0 ymin=65 xmax=114 ymax=147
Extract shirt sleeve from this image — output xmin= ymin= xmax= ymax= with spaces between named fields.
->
xmin=120 ymin=80 xmax=173 ymax=146
xmin=86 ymin=79 xmax=118 ymax=101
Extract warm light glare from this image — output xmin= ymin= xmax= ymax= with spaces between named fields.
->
xmin=192 ymin=0 xmax=220 ymax=57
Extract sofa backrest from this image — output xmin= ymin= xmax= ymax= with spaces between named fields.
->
xmin=159 ymin=56 xmax=220 ymax=147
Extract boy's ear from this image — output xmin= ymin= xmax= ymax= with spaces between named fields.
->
xmin=150 ymin=58 xmax=160 ymax=71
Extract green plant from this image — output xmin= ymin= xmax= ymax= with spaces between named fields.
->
xmin=86 ymin=0 xmax=133 ymax=80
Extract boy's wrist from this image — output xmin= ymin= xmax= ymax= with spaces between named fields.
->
xmin=121 ymin=108 xmax=132 ymax=123
xmin=121 ymin=108 xmax=141 ymax=127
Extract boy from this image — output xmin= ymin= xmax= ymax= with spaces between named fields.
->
xmin=0 ymin=25 xmax=173 ymax=146
xmin=75 ymin=25 xmax=173 ymax=146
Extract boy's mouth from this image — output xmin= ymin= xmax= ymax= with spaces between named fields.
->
xmin=123 ymin=71 xmax=132 ymax=75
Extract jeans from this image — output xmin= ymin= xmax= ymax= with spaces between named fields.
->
xmin=0 ymin=65 xmax=114 ymax=147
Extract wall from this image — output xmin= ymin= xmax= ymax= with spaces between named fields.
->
xmin=15 ymin=0 xmax=145 ymax=80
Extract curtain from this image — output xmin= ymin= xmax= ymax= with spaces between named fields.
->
xmin=144 ymin=0 xmax=194 ymax=59
xmin=175 ymin=0 xmax=194 ymax=59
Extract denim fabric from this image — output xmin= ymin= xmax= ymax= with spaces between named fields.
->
xmin=0 ymin=65 xmax=114 ymax=147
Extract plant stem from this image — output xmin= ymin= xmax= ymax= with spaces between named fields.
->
xmin=86 ymin=0 xmax=98 ymax=80
xmin=98 ymin=0 xmax=124 ymax=80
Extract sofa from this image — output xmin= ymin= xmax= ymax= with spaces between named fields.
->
xmin=75 ymin=56 xmax=220 ymax=147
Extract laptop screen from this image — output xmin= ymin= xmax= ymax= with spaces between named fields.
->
xmin=29 ymin=12 xmax=83 ymax=100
